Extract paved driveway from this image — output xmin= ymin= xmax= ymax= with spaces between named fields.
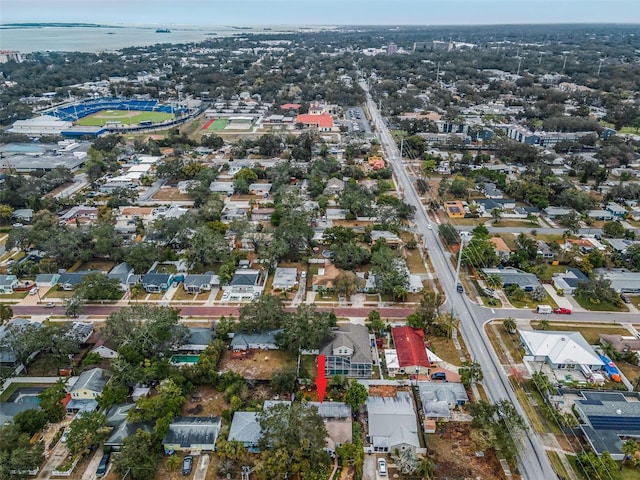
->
xmin=193 ymin=454 xmax=210 ymax=480
xmin=363 ymin=453 xmax=376 ymax=480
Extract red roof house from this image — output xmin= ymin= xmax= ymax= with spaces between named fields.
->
xmin=295 ymin=113 xmax=335 ymax=132
xmin=392 ymin=327 xmax=430 ymax=374
xmin=281 ymin=103 xmax=301 ymax=110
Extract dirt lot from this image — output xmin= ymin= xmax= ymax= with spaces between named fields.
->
xmin=152 ymin=187 xmax=192 ymax=201
xmin=218 ymin=349 xmax=296 ymax=380
xmin=368 ymin=385 xmax=408 ymax=397
xmin=181 ymin=384 xmax=275 ymax=418
xmin=427 ymin=422 xmax=512 ymax=480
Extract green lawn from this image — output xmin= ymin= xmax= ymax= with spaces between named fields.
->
xmin=206 ymin=119 xmax=229 ymax=131
xmin=508 ymin=291 xmax=558 ymax=309
xmin=574 ymin=294 xmax=628 ymax=312
xmin=77 ymin=110 xmax=174 ymax=127
xmin=530 ymin=264 xmax=568 ymax=282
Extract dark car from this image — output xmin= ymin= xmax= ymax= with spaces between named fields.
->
xmin=182 ymin=455 xmax=193 ymax=476
xmin=431 ymin=372 xmax=447 ymax=381
xmin=456 ymin=283 xmax=464 ymax=293
xmin=620 ymin=294 xmax=630 ymax=304
xmin=96 ymin=453 xmax=110 ymax=477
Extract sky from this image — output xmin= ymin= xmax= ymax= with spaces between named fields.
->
xmin=1 ymin=0 xmax=639 ymax=26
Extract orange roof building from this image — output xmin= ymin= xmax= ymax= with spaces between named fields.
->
xmin=368 ymin=155 xmax=386 ymax=170
xmin=295 ymin=114 xmax=335 ymax=132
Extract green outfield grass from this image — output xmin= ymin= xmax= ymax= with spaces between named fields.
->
xmin=206 ymin=118 xmax=229 ymax=131
xmin=76 ymin=109 xmax=174 ymax=126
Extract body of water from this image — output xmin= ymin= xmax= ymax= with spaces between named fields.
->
xmin=0 ymin=24 xmax=300 ymax=53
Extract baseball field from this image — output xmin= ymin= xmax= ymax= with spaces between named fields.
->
xmin=76 ymin=109 xmax=174 ymax=126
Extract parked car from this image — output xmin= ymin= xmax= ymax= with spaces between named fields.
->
xmin=29 ymin=286 xmax=39 ymax=295
xmin=60 ymin=428 xmax=69 ymax=443
xmin=44 ymin=302 xmax=55 ymax=308
xmin=620 ymin=294 xmax=630 ymax=304
xmin=96 ymin=453 xmax=110 ymax=477
xmin=377 ymin=458 xmax=387 ymax=476
xmin=182 ymin=455 xmax=193 ymax=476
xmin=431 ymin=372 xmax=447 ymax=381
xmin=553 ymin=307 xmax=572 ymax=314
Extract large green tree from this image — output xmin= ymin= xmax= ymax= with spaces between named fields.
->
xmin=113 ymin=430 xmax=159 ymax=480
xmin=66 ymin=411 xmax=110 ymax=458
xmin=238 ymin=295 xmax=286 ymax=332
xmin=38 ymin=380 xmax=67 ymax=423
xmin=257 ymin=402 xmax=331 ymax=480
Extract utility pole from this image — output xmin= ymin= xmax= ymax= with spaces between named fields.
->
xmin=562 ymin=55 xmax=567 ymax=71
xmin=516 ymin=57 xmax=522 ymax=76
xmin=452 ymin=231 xmax=470 ymax=318
xmin=597 ymin=58 xmax=603 ymax=77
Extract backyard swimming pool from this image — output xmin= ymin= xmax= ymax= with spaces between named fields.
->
xmin=170 ymin=355 xmax=200 ymax=365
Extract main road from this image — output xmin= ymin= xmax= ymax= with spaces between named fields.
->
xmin=361 ymin=78 xmax=558 ymax=479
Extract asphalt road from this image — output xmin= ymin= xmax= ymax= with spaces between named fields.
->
xmin=362 ymin=78 xmax=557 ymax=480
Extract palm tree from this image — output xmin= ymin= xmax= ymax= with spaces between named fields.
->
xmin=485 ymin=274 xmax=503 ymax=290
xmin=129 ymin=283 xmax=145 ymax=303
xmin=491 ymin=207 xmax=503 ymax=224
xmin=393 ymin=286 xmax=409 ymax=303
xmin=0 ymin=303 xmax=13 ymax=324
xmin=433 ymin=314 xmax=459 ymax=339
xmin=460 ymin=361 xmax=483 ymax=386
xmin=599 ymin=340 xmax=621 ymax=361
xmin=537 ymin=319 xmax=550 ymax=331
xmin=503 ymin=317 xmax=517 ymax=334
xmin=531 ymin=371 xmax=555 ymax=395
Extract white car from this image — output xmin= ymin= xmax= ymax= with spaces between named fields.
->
xmin=29 ymin=286 xmax=39 ymax=295
xmin=427 ymin=224 xmax=432 ymax=230
xmin=377 ymin=458 xmax=387 ymax=476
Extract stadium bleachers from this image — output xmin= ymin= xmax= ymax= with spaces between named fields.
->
xmin=47 ymin=98 xmax=162 ymax=121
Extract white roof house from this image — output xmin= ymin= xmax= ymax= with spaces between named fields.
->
xmin=366 ymin=392 xmax=420 ymax=453
xmin=520 ymin=331 xmax=604 ymax=370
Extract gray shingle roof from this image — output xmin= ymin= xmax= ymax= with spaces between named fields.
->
xmin=320 ymin=324 xmax=372 ymax=364
xmin=366 ymin=392 xmax=420 ymax=450
xmin=228 ymin=412 xmax=262 ymax=444
xmin=70 ymin=368 xmax=108 ymax=394
xmin=162 ymin=416 xmax=222 ymax=447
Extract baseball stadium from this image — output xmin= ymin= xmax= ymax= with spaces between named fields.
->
xmin=43 ymin=98 xmax=188 ymax=137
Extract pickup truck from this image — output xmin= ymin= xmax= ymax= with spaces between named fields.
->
xmin=553 ymin=307 xmax=572 ymax=314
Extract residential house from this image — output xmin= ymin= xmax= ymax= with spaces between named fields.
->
xmin=323 ymin=178 xmax=345 ymax=196
xmin=587 ymin=210 xmax=614 ymax=221
xmin=543 ymin=206 xmax=574 ymax=219
xmin=598 ymin=334 xmax=640 ymax=361
xmin=162 ymin=416 xmax=222 ymax=453
xmin=370 ymin=231 xmax=402 ymax=248
xmin=107 ymin=262 xmax=137 ymax=291
xmin=57 ymin=271 xmax=102 ymax=291
xmin=141 ymin=272 xmax=175 ymax=293
xmin=474 ymin=198 xmax=516 ymax=216
xmin=228 ymin=412 xmax=261 ymax=452
xmin=248 ymin=183 xmax=272 ymax=197
xmin=35 ymin=273 xmax=60 ymax=287
xmin=272 ymin=267 xmax=298 ymax=291
xmin=536 ymin=240 xmax=555 ymax=259
xmin=444 ymin=200 xmax=465 ymax=218
xmin=0 ymin=275 xmax=18 ymax=294
xmin=367 ymin=155 xmax=385 ymax=170
xmin=0 ymin=319 xmax=42 ymax=369
xmin=481 ymin=267 xmax=541 ymax=290
xmin=90 ymin=337 xmax=118 ymax=359
xmin=223 ymin=269 xmax=266 ymax=300
xmin=251 ymin=208 xmax=275 ymax=221
xmin=483 ymin=182 xmax=503 ymax=199
xmin=574 ymin=391 xmax=640 ymax=460
xmin=69 ymin=368 xmax=108 ymax=400
xmin=309 ymin=402 xmax=352 ymax=454
xmin=59 ymin=205 xmax=98 ymax=225
xmin=320 ymin=324 xmax=373 ymax=378
xmin=183 ymin=273 xmax=219 ymax=293
xmin=311 ymin=264 xmax=341 ymax=292
xmin=119 ymin=206 xmax=154 ymax=223
xmin=593 ymin=268 xmax=640 ymax=293
xmin=176 ymin=328 xmax=214 ymax=353
xmin=366 ymin=392 xmax=421 ymax=453
xmin=325 ymin=208 xmax=348 ymax=220
xmin=408 ymin=275 xmax=424 ymax=294
xmin=209 ymin=181 xmax=235 ymax=196
xmin=230 ymin=329 xmax=282 ymax=351
xmin=552 ymin=268 xmax=589 ymax=295
xmin=104 ymin=403 xmax=153 ymax=451
xmin=13 ymin=208 xmax=33 ymax=223
xmin=519 ymin=331 xmax=603 ymax=370
xmin=489 ymin=237 xmax=512 ymax=260
xmin=389 ymin=327 xmax=430 ymax=376
xmin=418 ymin=382 xmax=469 ymax=420
xmin=607 ymin=239 xmax=639 ymax=255
xmin=70 ymin=322 xmax=94 ymax=344
xmin=606 ymin=203 xmax=627 ymax=218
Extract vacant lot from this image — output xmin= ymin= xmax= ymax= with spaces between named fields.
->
xmin=427 ymin=422 xmax=509 ymax=480
xmin=152 ymin=187 xmax=192 ymax=201
xmin=78 ymin=260 xmax=115 ymax=272
xmin=218 ymin=349 xmax=296 ymax=380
